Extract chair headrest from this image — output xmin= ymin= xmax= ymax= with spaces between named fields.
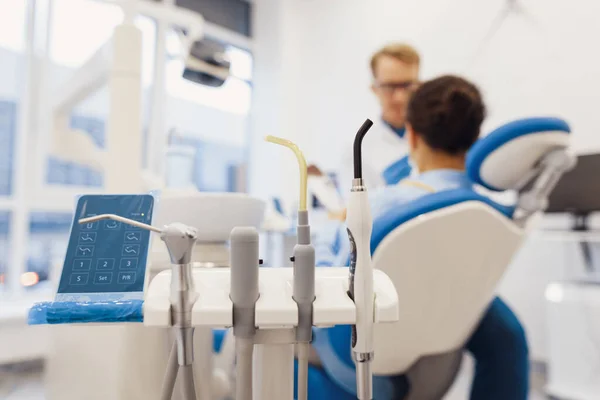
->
xmin=466 ymin=117 xmax=571 ymax=191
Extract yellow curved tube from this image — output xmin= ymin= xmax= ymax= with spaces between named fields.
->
xmin=265 ymin=135 xmax=308 ymax=211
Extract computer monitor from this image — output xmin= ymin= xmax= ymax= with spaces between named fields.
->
xmin=544 ymin=153 xmax=600 ymax=215
xmin=538 ymin=153 xmax=600 ymax=272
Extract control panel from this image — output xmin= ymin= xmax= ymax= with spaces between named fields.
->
xmin=56 ymin=194 xmax=155 ymax=301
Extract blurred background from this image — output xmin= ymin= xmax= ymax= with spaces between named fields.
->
xmin=1 ymin=0 xmax=600 ymax=399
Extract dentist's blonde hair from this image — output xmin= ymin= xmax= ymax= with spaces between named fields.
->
xmin=370 ymin=43 xmax=420 ymax=78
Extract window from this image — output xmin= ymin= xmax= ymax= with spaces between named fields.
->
xmin=0 ymin=102 xmax=16 ymax=196
xmin=162 ymin=35 xmax=253 ymax=193
xmin=25 ymin=212 xmax=72 ymax=289
xmin=0 ymin=0 xmax=25 ymax=292
xmin=50 ymin=0 xmax=156 ymax=87
xmin=46 ymin=0 xmax=157 ymax=189
xmin=47 ymin=115 xmax=105 ymax=187
xmin=0 ymin=0 xmax=254 ymax=293
xmin=165 ymin=30 xmax=253 ymax=115
xmin=169 ymin=135 xmax=245 ymax=192
xmin=50 ymin=0 xmax=123 ymax=68
xmin=18 ymin=1 xmax=158 ymax=290
xmin=0 ymin=0 xmax=26 ymax=53
xmin=0 ymin=212 xmax=10 ymax=291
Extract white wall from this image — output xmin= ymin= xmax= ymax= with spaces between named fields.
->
xmin=250 ymin=0 xmax=600 ymax=361
xmin=0 ymin=47 xmax=22 ymax=99
xmin=250 ymin=0 xmax=600 ymax=178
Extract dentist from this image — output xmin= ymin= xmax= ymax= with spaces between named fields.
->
xmin=308 ymin=44 xmax=420 ymax=212
xmin=339 ymin=43 xmax=421 ymax=190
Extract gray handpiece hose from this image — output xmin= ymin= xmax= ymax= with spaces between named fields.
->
xmin=293 ymin=210 xmax=316 ymax=400
xmin=293 ymin=211 xmax=315 ymax=331
xmin=230 ymin=227 xmax=260 ymax=400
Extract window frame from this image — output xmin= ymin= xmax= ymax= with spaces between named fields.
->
xmin=0 ymin=0 xmax=254 ymax=302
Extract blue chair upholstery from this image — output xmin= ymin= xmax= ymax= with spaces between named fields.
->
xmin=307 ymin=117 xmax=571 ymax=399
xmin=314 ymin=190 xmax=514 ymax=399
xmin=466 ymin=117 xmax=571 ymax=191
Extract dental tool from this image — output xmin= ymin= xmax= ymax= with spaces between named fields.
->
xmin=229 ymin=226 xmax=260 ymax=400
xmin=79 ymin=214 xmax=200 ymax=400
xmin=265 ymin=135 xmax=316 ymax=400
xmin=346 ymin=119 xmax=375 ymax=400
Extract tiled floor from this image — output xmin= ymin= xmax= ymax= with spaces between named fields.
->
xmin=0 ymin=361 xmax=44 ymax=400
xmin=0 ymin=358 xmax=551 ymax=400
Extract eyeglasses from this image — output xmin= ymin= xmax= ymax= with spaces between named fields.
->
xmin=374 ymin=80 xmax=420 ymax=94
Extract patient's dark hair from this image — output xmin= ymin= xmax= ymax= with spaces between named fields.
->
xmin=406 ymin=75 xmax=485 ymax=154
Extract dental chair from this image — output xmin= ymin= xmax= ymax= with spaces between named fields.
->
xmin=305 ymin=117 xmax=575 ymax=399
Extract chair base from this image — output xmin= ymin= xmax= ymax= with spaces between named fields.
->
xmin=405 ymin=350 xmax=463 ymax=400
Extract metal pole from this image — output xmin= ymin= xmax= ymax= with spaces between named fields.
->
xmin=105 ymin=23 xmax=143 ymax=192
xmin=31 ymin=0 xmax=52 ymax=194
xmin=145 ymin=0 xmax=172 ymax=183
xmin=7 ymin=0 xmax=38 ymax=293
xmin=252 ymin=338 xmax=295 ymax=400
xmin=161 ymin=342 xmax=179 ymax=400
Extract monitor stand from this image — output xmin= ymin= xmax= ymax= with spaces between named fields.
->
xmin=572 ymin=212 xmax=594 ymax=272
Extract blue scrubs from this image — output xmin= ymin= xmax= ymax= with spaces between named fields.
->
xmin=381 ymin=123 xmax=412 ymax=185
xmin=313 ymin=169 xmax=529 ymax=400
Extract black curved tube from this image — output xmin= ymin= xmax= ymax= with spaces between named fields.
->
xmin=353 ymin=119 xmax=374 ymax=179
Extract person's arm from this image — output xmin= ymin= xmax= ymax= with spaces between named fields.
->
xmin=328 ymin=208 xmax=346 ymax=221
xmin=338 ymin=149 xmax=354 ymax=198
xmin=315 ymin=184 xmax=422 ymax=269
xmin=307 ymin=165 xmax=324 ymax=177
xmin=313 ymin=221 xmax=344 ymax=267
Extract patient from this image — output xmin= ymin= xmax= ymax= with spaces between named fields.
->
xmin=315 ymin=75 xmax=529 ymax=400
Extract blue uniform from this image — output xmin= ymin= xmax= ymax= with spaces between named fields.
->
xmin=313 ymin=169 xmax=529 ymax=400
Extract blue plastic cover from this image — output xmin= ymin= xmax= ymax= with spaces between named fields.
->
xmin=28 ymin=300 xmax=144 ymax=325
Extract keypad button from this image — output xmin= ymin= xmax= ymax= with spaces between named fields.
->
xmin=119 ymin=258 xmax=138 ymax=270
xmin=94 ymin=272 xmax=113 ymax=284
xmin=118 ymin=272 xmax=137 ymax=284
xmin=78 ymin=232 xmax=97 ymax=244
xmin=70 ymin=273 xmax=89 ymax=285
xmin=81 ymin=221 xmax=98 ymax=230
xmin=104 ymin=220 xmax=121 ymax=230
xmin=96 ymin=258 xmax=115 ymax=270
xmin=76 ymin=245 xmax=95 ymax=257
xmin=124 ymin=231 xmax=142 ymax=243
xmin=122 ymin=244 xmax=140 ymax=256
xmin=72 ymin=259 xmax=91 ymax=271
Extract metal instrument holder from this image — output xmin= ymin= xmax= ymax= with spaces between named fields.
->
xmin=79 ymin=214 xmax=200 ymax=400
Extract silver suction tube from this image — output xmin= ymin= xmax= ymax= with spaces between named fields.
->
xmin=79 ymin=214 xmax=200 ymax=400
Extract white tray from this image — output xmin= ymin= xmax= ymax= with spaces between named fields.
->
xmin=144 ymin=267 xmax=399 ymax=328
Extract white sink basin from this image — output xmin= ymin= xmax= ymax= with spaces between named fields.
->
xmin=153 ymin=190 xmax=266 ymax=242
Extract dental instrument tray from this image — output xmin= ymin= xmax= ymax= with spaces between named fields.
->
xmin=28 ymin=194 xmax=156 ymax=325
